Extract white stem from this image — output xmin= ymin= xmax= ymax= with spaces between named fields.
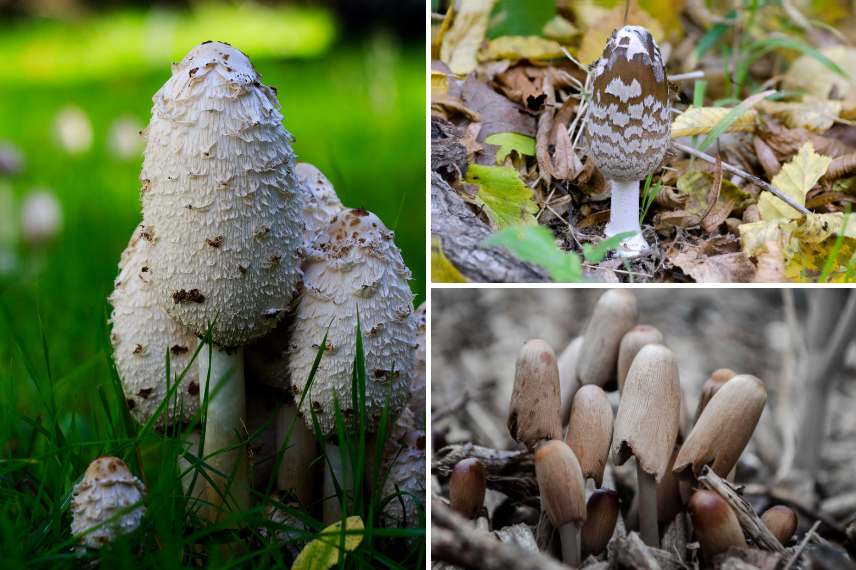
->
xmin=606 ymin=179 xmax=649 ymax=257
xmin=637 ymin=463 xmax=659 ymax=548
xmin=199 ymin=344 xmax=249 ymax=520
xmin=558 ymin=521 xmax=581 ymax=567
xmin=276 ymin=402 xmax=319 ymax=506
xmin=323 ymin=444 xmax=353 ymax=523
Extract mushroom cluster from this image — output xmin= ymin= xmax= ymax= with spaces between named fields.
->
xmin=103 ymin=40 xmax=421 ymax=541
xmin=436 ymin=289 xmax=797 ymax=568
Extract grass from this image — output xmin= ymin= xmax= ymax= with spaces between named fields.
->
xmin=0 ymin=13 xmax=426 ymax=568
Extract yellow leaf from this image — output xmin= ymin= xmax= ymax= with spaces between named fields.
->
xmin=639 ymin=0 xmax=686 ymax=37
xmin=784 ymin=238 xmax=856 ymax=282
xmin=739 ymin=220 xmax=783 ymax=258
xmin=479 ymin=36 xmax=565 ymax=62
xmin=542 ymin=15 xmax=578 ymax=44
xmin=431 ymin=237 xmax=468 ymax=283
xmin=758 ymin=98 xmax=842 ymax=132
xmin=440 ymin=0 xmax=495 ymax=76
xmin=792 ymin=212 xmax=856 ymax=243
xmin=571 ymin=2 xmax=664 ymax=65
xmin=783 ymin=46 xmax=856 ymax=102
xmin=431 ymin=5 xmax=455 ymax=59
xmin=431 ymin=70 xmax=449 ymax=97
xmin=759 ymin=142 xmax=832 ymax=221
xmin=671 ymin=106 xmax=757 ymax=138
xmin=293 ymin=516 xmax=364 ymax=570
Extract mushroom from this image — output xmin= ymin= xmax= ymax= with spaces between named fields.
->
xmin=507 ymin=339 xmax=563 ymax=449
xmin=687 ymin=490 xmax=746 ymax=561
xmin=761 ymin=505 xmax=798 ymax=545
xmin=576 ymin=290 xmax=638 ymax=388
xmin=296 ymin=162 xmax=345 ymax=233
xmin=534 ymin=440 xmax=587 ymax=566
xmin=694 ymin=368 xmax=736 ymax=422
xmin=581 ymin=489 xmax=620 ymax=558
xmin=70 ymin=456 xmax=146 ymax=549
xmin=287 ymin=208 xmax=416 ymax=522
xmin=20 ymin=189 xmax=62 ymax=247
xmin=617 ymin=324 xmax=664 ymax=392
xmin=612 ymin=343 xmax=682 ymax=547
xmin=586 ymin=25 xmax=671 ymax=257
xmin=380 ymin=429 xmax=426 ymax=530
xmin=564 ymin=385 xmax=613 ymax=487
xmin=448 ymin=458 xmax=487 ymax=521
xmin=140 ymin=41 xmax=305 ymax=516
xmin=557 ymin=336 xmax=582 ymax=425
xmin=657 ymin=446 xmax=685 ymax=525
xmin=674 ymin=375 xmax=767 ymax=480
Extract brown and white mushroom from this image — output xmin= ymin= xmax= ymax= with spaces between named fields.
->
xmin=576 ymin=290 xmax=638 ymax=388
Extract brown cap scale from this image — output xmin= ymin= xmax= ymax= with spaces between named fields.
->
xmin=761 ymin=505 xmax=798 ymax=546
xmin=581 ymin=489 xmax=620 ymax=558
xmin=507 ymin=340 xmax=562 ymax=449
xmin=688 ymin=490 xmax=746 ymax=560
xmin=612 ymin=343 xmax=681 ymax=547
xmin=694 ymin=368 xmax=736 ymax=422
xmin=586 ymin=26 xmax=671 ymax=257
xmin=534 ymin=440 xmax=587 ymax=566
xmin=577 ymin=289 xmax=638 ymax=388
xmin=564 ymin=385 xmax=613 ymax=487
xmin=449 ymin=458 xmax=487 ymax=520
xmin=617 ymin=325 xmax=665 ymax=392
xmin=674 ymin=375 xmax=767 ymax=479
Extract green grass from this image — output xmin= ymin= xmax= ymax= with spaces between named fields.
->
xmin=0 ymin=18 xmax=425 ymax=569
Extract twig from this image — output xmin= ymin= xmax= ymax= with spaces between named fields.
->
xmin=697 ymin=466 xmax=786 ymax=552
xmin=671 ymin=141 xmax=810 ymax=215
xmin=783 ymin=520 xmax=821 ymax=570
xmin=433 ymin=390 xmax=475 ymax=423
xmin=668 ymin=71 xmax=705 ymax=82
xmin=432 ymin=500 xmax=569 ymax=570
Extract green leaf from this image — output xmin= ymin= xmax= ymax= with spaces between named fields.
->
xmin=292 ymin=516 xmax=365 ymax=570
xmin=466 ymin=164 xmax=539 ymax=229
xmin=483 ymin=224 xmax=582 ymax=282
xmin=488 ymin=0 xmax=556 ymax=38
xmin=485 ymin=132 xmax=536 ymax=163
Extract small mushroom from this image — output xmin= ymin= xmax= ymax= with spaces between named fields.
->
xmin=581 ymin=489 xmax=620 ymax=558
xmin=674 ymin=375 xmax=767 ymax=479
xmin=20 ymin=189 xmax=62 ymax=246
xmin=295 ymin=162 xmax=345 ymax=234
xmin=564 ymin=385 xmax=613 ymax=487
xmin=586 ymin=26 xmax=671 ymax=257
xmin=507 ymin=339 xmax=563 ymax=449
xmin=449 ymin=458 xmax=487 ymax=520
xmin=694 ymin=368 xmax=736 ymax=422
xmin=761 ymin=505 xmax=798 ymax=546
xmin=558 ymin=336 xmax=582 ymax=425
xmin=612 ymin=344 xmax=681 ymax=547
xmin=70 ymin=457 xmax=146 ymax=549
xmin=617 ymin=324 xmax=664 ymax=392
xmin=576 ymin=290 xmax=638 ymax=388
xmin=534 ymin=440 xmax=586 ymax=566
xmin=687 ymin=490 xmax=746 ymax=561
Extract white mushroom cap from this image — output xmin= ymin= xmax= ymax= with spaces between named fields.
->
xmin=296 ymin=162 xmax=344 ymax=234
xmin=381 ymin=438 xmax=426 ymax=528
xmin=70 ymin=456 xmax=146 ymax=549
xmin=288 ymin=208 xmax=416 ymax=437
xmin=109 ymin=226 xmax=200 ymax=427
xmin=20 ymin=189 xmax=62 ymax=245
xmin=140 ymin=41 xmax=304 ymax=348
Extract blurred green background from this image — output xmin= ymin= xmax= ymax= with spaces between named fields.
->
xmin=0 ymin=1 xmax=426 ymax=408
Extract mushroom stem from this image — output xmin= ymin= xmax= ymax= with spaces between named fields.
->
xmin=199 ymin=344 xmax=249 ymax=519
xmin=606 ymin=179 xmax=649 ymax=257
xmin=637 ymin=462 xmax=659 ymax=548
xmin=557 ymin=521 xmax=581 ymax=567
xmin=275 ymin=401 xmax=318 ymax=506
xmin=323 ymin=444 xmax=353 ymax=523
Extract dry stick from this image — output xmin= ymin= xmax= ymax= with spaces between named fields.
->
xmin=783 ymin=520 xmax=822 ymax=570
xmin=671 ymin=141 xmax=810 ymax=215
xmin=697 ymin=466 xmax=785 ymax=552
xmin=432 ymin=500 xmax=569 ymax=570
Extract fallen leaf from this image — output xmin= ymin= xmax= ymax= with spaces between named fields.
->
xmin=542 ymin=14 xmax=578 ymax=44
xmin=460 ymin=75 xmax=537 ymax=140
xmin=479 ymin=36 xmax=565 ymax=62
xmin=753 ymin=239 xmax=786 ymax=282
xmin=740 ymin=220 xmax=784 ymax=258
xmin=488 ymin=0 xmax=556 ymax=37
xmin=440 ymin=0 xmax=496 ymax=76
xmin=758 ymin=97 xmax=842 ymax=132
xmin=485 ymin=132 xmax=536 ymax=163
xmin=293 ymin=516 xmax=364 ymax=570
xmin=431 ymin=69 xmax=449 ymax=97
xmin=572 ymin=3 xmax=664 ymax=65
xmin=670 ymin=247 xmax=756 ymax=282
xmin=782 ymin=46 xmax=856 ymax=102
xmin=431 ymin=236 xmax=468 ymax=282
xmin=758 ymin=142 xmax=832 ymax=221
xmin=466 ymin=164 xmax=539 ymax=229
xmin=671 ymin=106 xmax=757 ymax=138
xmin=535 ymin=100 xmax=582 ymax=181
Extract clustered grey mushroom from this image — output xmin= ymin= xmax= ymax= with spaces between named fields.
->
xmin=104 ymin=40 xmax=420 ymax=539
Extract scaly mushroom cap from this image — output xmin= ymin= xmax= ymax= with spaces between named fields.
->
xmin=577 ymin=289 xmax=638 ymax=387
xmin=109 ymin=226 xmax=200 ymax=427
xmin=296 ymin=162 xmax=344 ymax=233
xmin=694 ymin=368 xmax=736 ymax=422
xmin=288 ymin=208 xmax=415 ymax=437
xmin=410 ymin=302 xmax=426 ymax=430
xmin=507 ymin=339 xmax=563 ymax=449
xmin=761 ymin=505 xmax=798 ymax=546
xmin=558 ymin=336 xmax=582 ymax=425
xmin=674 ymin=375 xmax=766 ymax=479
xmin=140 ymin=41 xmax=304 ymax=348
xmin=587 ymin=25 xmax=671 ymax=182
xmin=534 ymin=440 xmax=587 ymax=527
xmin=70 ymin=456 xmax=146 ymax=549
xmin=448 ymin=458 xmax=487 ymax=520
xmin=617 ymin=324 xmax=664 ymax=392
xmin=612 ymin=344 xmax=681 ymax=481
xmin=687 ymin=490 xmax=746 ymax=560
xmin=581 ymin=489 xmax=619 ymax=557
xmin=381 ymin=437 xmax=426 ymax=528
xmin=565 ymin=385 xmax=613 ymax=487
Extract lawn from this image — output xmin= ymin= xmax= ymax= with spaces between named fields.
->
xmin=0 ymin=7 xmax=425 ymax=568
